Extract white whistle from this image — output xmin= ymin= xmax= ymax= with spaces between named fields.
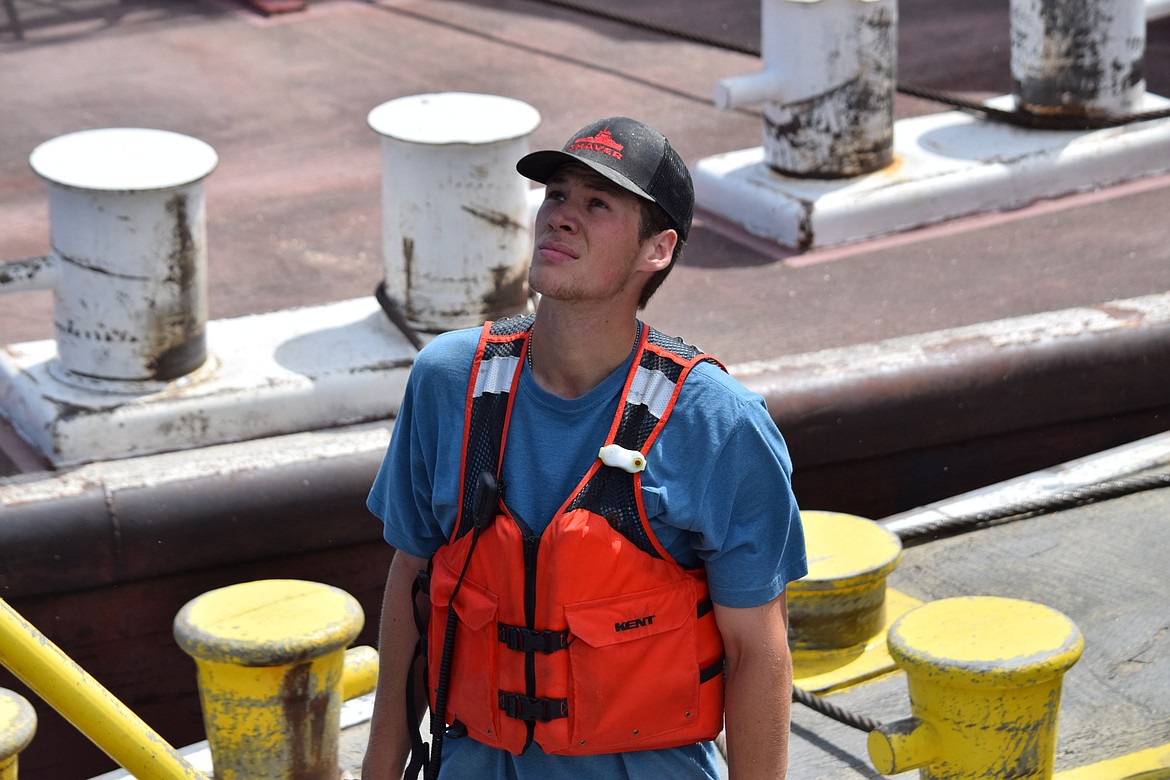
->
xmin=598 ymin=444 xmax=647 ymax=474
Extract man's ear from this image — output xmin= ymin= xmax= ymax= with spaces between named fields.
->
xmin=641 ymin=228 xmax=678 ymax=273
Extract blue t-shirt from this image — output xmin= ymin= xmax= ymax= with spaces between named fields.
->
xmin=367 ymin=325 xmax=807 ymax=779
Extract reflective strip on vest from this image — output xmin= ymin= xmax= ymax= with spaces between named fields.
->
xmin=474 ymin=354 xmax=521 ymax=398
xmin=628 ymin=364 xmax=676 ymax=419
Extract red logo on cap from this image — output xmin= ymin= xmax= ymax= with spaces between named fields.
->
xmin=567 ymin=127 xmax=623 ymax=160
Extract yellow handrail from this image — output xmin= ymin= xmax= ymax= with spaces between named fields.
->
xmin=0 ymin=598 xmax=208 ymax=780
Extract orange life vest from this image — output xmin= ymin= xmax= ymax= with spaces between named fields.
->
xmin=425 ymin=315 xmax=726 ymax=756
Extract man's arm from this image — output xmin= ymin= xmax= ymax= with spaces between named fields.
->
xmin=362 ymin=550 xmax=430 ymax=780
xmin=714 ymin=591 xmax=793 ymax=780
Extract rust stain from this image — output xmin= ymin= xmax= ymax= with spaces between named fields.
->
xmin=461 ymin=204 xmax=527 ymax=232
xmin=923 ymin=335 xmax=996 ymax=356
xmin=54 ymin=318 xmax=141 ymax=345
xmin=402 ymin=235 xmax=415 ymax=312
xmin=0 ymin=256 xmax=53 ymax=287
xmin=482 ymin=263 xmax=529 ymax=318
xmin=281 ymin=662 xmax=335 ymax=780
xmin=763 ymin=3 xmax=894 ymax=178
xmin=1014 ymin=0 xmax=1143 ymax=116
xmin=157 ymin=411 xmax=211 ymax=439
xmin=151 ymin=193 xmax=207 ymax=381
xmin=1094 ymin=304 xmax=1145 ymax=325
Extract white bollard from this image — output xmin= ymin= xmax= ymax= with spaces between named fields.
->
xmin=2 ymin=128 xmax=218 ymax=388
xmin=367 ymin=93 xmax=541 ymax=333
xmin=1011 ymin=0 xmax=1146 ymax=118
xmin=715 ymin=0 xmax=896 ymax=178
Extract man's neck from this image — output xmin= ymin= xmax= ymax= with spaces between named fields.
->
xmin=528 ymin=303 xmax=640 ymax=400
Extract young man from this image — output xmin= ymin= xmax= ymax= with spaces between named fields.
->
xmin=363 ymin=117 xmax=807 ymax=780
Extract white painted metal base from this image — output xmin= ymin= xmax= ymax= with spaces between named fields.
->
xmin=0 ymin=297 xmax=416 ymax=467
xmin=694 ymin=93 xmax=1170 ymax=249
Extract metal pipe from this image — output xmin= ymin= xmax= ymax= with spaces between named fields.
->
xmin=0 ymin=257 xmax=56 ymax=295
xmin=0 ymin=599 xmax=208 ymax=780
xmin=0 ymin=425 xmax=388 ymax=600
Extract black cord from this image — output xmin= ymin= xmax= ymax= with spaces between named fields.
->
xmin=424 ymin=527 xmax=480 ymax=780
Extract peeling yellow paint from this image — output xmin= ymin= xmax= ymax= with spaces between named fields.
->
xmin=174 ymin=580 xmax=366 ymax=780
xmin=789 ymin=511 xmax=903 ymax=651
xmin=869 ymin=596 xmax=1083 ymax=778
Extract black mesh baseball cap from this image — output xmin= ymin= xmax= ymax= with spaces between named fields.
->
xmin=516 ymin=117 xmax=694 ymax=241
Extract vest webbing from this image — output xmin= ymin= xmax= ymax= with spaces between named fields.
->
xmin=454 ymin=313 xmax=722 ymax=554
xmin=427 ymin=314 xmax=728 ymax=756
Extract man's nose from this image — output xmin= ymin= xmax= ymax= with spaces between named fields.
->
xmin=544 ymin=199 xmax=579 ymax=232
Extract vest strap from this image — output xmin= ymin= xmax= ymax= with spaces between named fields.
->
xmin=498 ymin=691 xmax=569 ymax=722
xmin=497 ymin=623 xmax=570 ymax=654
xmin=699 ymin=656 xmax=725 ymax=684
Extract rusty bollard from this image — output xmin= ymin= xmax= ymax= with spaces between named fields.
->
xmin=2 ymin=128 xmax=218 ymax=390
xmin=174 ymin=580 xmax=376 ymax=780
xmin=368 ymin=92 xmax=540 ymax=332
xmin=715 ymin=0 xmax=897 ymax=177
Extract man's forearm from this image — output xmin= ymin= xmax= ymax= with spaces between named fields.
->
xmin=723 ymin=640 xmax=793 ymax=779
xmin=716 ymin=594 xmax=793 ymax=780
xmin=362 ymin=551 xmax=429 ymax=780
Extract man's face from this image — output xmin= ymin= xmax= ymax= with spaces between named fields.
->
xmin=528 ymin=164 xmax=651 ymax=306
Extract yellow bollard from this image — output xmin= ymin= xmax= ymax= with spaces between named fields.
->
xmin=173 ymin=579 xmax=369 ymax=780
xmin=788 ymin=511 xmax=903 ymax=651
xmin=0 ymin=689 xmax=35 ymax=780
xmin=868 ymin=596 xmax=1084 ymax=779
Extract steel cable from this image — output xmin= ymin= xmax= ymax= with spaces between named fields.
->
xmin=792 ymin=686 xmax=880 ymax=733
xmin=890 ymin=471 xmax=1170 ymax=544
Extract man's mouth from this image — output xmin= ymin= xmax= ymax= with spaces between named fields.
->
xmin=537 ymin=241 xmax=578 ymax=262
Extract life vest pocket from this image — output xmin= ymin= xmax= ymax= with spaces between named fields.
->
xmin=428 ymin=555 xmax=502 ymax=745
xmin=562 ymin=578 xmax=703 ymax=752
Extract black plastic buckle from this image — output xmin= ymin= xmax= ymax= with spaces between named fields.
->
xmin=498 ymin=691 xmax=569 ymax=722
xmin=497 ymin=623 xmax=570 ymax=654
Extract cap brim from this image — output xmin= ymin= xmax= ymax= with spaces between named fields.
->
xmin=516 ymin=150 xmax=658 ymax=205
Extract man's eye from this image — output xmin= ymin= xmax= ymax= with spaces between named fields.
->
xmin=590 ymin=198 xmax=609 ymax=209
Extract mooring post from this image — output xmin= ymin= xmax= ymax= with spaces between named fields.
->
xmin=1 ymin=128 xmax=218 ymax=389
xmin=788 ymin=510 xmax=903 ymax=652
xmin=868 ymin=596 xmax=1083 ymax=778
xmin=173 ymin=580 xmax=375 ymax=780
xmin=1011 ymin=0 xmax=1146 ymax=118
xmin=0 ymin=689 xmax=35 ymax=780
xmin=715 ymin=0 xmax=897 ymax=177
xmin=367 ymin=92 xmax=541 ymax=333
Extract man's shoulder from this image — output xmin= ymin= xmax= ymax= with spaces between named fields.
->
xmin=682 ymin=357 xmax=757 ymax=406
xmin=413 ymin=326 xmax=483 ymax=374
